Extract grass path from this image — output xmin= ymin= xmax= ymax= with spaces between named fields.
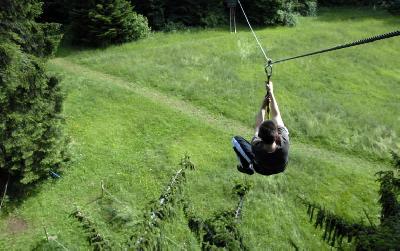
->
xmin=62 ymin=8 xmax=400 ymax=161
xmin=52 ymin=57 xmax=385 ymax=172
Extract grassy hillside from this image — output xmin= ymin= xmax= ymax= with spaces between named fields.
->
xmin=0 ymin=7 xmax=399 ymax=250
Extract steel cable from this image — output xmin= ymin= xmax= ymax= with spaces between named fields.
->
xmin=272 ymin=30 xmax=400 ymax=65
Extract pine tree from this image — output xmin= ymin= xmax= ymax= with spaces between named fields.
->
xmin=302 ymin=152 xmax=400 ymax=249
xmin=70 ymin=0 xmax=150 ymax=47
xmin=0 ymin=0 xmax=62 ymax=57
xmin=0 ymin=0 xmax=68 ymax=187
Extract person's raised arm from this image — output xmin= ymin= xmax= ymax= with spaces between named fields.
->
xmin=254 ymin=90 xmax=270 ymax=136
xmin=266 ymin=81 xmax=284 ymax=128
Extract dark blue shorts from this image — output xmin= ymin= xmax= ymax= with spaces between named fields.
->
xmin=232 ymin=136 xmax=255 ymax=175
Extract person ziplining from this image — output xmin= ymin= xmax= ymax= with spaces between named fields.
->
xmin=232 ymin=81 xmax=289 ymax=176
xmin=231 ymin=0 xmax=399 ymax=176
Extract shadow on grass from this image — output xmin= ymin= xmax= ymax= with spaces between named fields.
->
xmin=55 ymin=31 xmax=97 ymax=58
xmin=316 ymin=7 xmax=400 ymax=26
xmin=0 ymin=169 xmax=59 ymax=216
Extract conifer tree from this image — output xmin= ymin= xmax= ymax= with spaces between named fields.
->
xmin=0 ymin=0 xmax=68 ymax=187
xmin=302 ymin=153 xmax=400 ymax=249
xmin=70 ymin=0 xmax=150 ymax=47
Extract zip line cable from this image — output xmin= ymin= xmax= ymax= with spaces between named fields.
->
xmin=271 ymin=30 xmax=400 ymax=65
xmin=235 ymin=1 xmax=398 ymax=117
xmin=236 ymin=1 xmax=399 ymax=67
xmin=237 ymin=0 xmax=271 ymax=63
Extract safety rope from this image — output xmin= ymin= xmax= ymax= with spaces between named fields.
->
xmin=237 ymin=0 xmax=274 ymax=117
xmin=237 ymin=0 xmax=271 ymax=63
xmin=271 ymin=30 xmax=400 ymax=65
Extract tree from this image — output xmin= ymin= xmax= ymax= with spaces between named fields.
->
xmin=0 ymin=0 xmax=68 ymax=188
xmin=302 ymin=152 xmax=400 ymax=249
xmin=130 ymin=0 xmax=226 ymax=29
xmin=70 ymin=0 xmax=150 ymax=47
xmin=241 ymin=0 xmax=298 ymax=26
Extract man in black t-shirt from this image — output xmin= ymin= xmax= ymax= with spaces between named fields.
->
xmin=232 ymin=81 xmax=290 ymax=175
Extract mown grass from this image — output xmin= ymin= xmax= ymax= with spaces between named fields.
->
xmin=60 ymin=7 xmax=400 ymax=161
xmin=0 ymin=7 xmax=398 ymax=250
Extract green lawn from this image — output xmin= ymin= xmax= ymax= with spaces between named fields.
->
xmin=0 ymin=7 xmax=399 ymax=250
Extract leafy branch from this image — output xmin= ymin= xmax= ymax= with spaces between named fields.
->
xmin=298 ymin=196 xmax=372 ymax=247
xmin=127 ymin=154 xmax=195 ymax=250
xmin=184 ymin=180 xmax=252 ymax=250
xmin=301 ymin=151 xmax=400 ymax=249
xmin=72 ymin=207 xmax=112 ymax=250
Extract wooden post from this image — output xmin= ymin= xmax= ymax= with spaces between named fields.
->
xmin=233 ymin=7 xmax=237 ymax=33
xmin=43 ymin=226 xmax=49 ymax=242
xmin=100 ymin=180 xmax=104 ymax=198
xmin=226 ymin=0 xmax=237 ymax=33
xmin=0 ymin=174 xmax=10 ymax=212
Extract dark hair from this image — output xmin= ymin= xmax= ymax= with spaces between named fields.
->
xmin=258 ymin=120 xmax=278 ymax=144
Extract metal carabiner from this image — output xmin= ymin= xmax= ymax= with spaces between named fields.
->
xmin=264 ymin=59 xmax=273 ymax=118
xmin=265 ymin=59 xmax=273 ymax=82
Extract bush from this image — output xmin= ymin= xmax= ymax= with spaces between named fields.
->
xmin=70 ymin=0 xmax=150 ymax=47
xmin=276 ymin=10 xmax=299 ymax=26
xmin=317 ymin=0 xmax=381 ymax=6
xmin=241 ymin=0 xmax=299 ymax=26
xmin=163 ymin=21 xmax=187 ymax=32
xmin=294 ymin=0 xmax=318 ymax=16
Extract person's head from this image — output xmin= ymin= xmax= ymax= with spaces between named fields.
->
xmin=258 ymin=120 xmax=278 ymax=144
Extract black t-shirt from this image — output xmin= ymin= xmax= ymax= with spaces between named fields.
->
xmin=251 ymin=126 xmax=290 ymax=175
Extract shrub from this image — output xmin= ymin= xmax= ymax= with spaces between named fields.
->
xmin=294 ymin=0 xmax=318 ymax=16
xmin=241 ymin=0 xmax=299 ymax=26
xmin=70 ymin=0 xmax=150 ymax=47
xmin=317 ymin=0 xmax=381 ymax=6
xmin=276 ymin=10 xmax=299 ymax=26
xmin=163 ymin=21 xmax=187 ymax=32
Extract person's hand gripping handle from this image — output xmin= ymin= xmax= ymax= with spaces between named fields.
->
xmin=265 ymin=81 xmax=273 ymax=119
